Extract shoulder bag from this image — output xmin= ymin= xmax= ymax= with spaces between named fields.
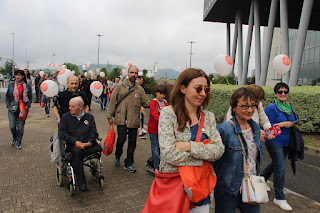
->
xmin=229 ymin=120 xmax=269 ymax=204
xmin=9 ymin=101 xmax=19 ymax=113
xmin=177 ymin=111 xmax=217 ymax=203
xmin=115 ymin=89 xmax=134 ymax=110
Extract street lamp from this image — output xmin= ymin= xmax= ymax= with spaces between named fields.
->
xmin=188 ymin=41 xmax=195 ymax=68
xmin=11 ymin=33 xmax=15 ymax=76
xmin=96 ymin=34 xmax=103 ymax=68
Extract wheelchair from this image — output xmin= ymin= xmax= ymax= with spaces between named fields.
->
xmin=56 ymin=136 xmax=104 ymax=196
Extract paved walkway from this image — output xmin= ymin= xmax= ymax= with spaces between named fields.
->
xmin=0 ymin=100 xmax=319 ymax=212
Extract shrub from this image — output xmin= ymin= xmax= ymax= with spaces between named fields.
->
xmin=207 ymin=85 xmax=320 ymax=133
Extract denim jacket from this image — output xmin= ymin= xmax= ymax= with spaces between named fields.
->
xmin=6 ymin=82 xmax=32 ymax=109
xmin=214 ymin=117 xmax=262 ymax=197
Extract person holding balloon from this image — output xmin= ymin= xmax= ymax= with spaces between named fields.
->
xmin=40 ymin=73 xmax=52 ymax=117
xmin=6 ymin=70 xmax=32 ymax=150
xmin=82 ymin=73 xmax=94 ymax=111
xmin=53 ymin=75 xmax=89 ymax=124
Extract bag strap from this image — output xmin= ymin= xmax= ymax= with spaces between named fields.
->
xmin=229 ymin=120 xmax=248 ymax=177
xmin=115 ymin=89 xmax=135 ymax=110
xmin=195 ymin=111 xmax=205 ymax=142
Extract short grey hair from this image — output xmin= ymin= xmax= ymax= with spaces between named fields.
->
xmin=71 ymin=96 xmax=84 ymax=107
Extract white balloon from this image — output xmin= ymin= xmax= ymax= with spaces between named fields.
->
xmin=58 ymin=69 xmax=73 ymax=86
xmin=47 ymin=62 xmax=51 ymax=67
xmin=82 ymin=65 xmax=87 ymax=70
xmin=88 ymin=70 xmax=94 ymax=76
xmin=39 ymin=71 xmax=45 ymax=77
xmin=273 ymin=54 xmax=291 ymax=74
xmin=40 ymin=80 xmax=58 ymax=97
xmin=61 ymin=65 xmax=67 ymax=69
xmin=121 ymin=69 xmax=127 ymax=76
xmin=84 ymin=72 xmax=87 ymax=77
xmin=90 ymin=81 xmax=103 ymax=97
xmin=213 ymin=54 xmax=233 ymax=76
xmin=96 ymin=68 xmax=101 ymax=74
xmin=100 ymin=72 xmax=105 ymax=77
xmin=55 ymin=64 xmax=62 ymax=71
xmin=86 ymin=62 xmax=92 ymax=67
xmin=71 ymin=70 xmax=75 ymax=74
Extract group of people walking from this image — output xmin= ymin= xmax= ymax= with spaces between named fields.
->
xmin=5 ymin=66 xmax=299 ymax=212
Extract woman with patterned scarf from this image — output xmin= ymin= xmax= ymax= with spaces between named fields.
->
xmin=261 ymin=82 xmax=297 ymax=211
xmin=6 ymin=70 xmax=32 ymax=149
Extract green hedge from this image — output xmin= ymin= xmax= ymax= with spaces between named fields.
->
xmin=207 ymin=84 xmax=320 ymax=133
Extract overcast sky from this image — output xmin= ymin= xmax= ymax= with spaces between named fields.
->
xmin=0 ymin=0 xmax=255 ymax=74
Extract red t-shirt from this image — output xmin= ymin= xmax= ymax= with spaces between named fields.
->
xmin=147 ymin=99 xmax=168 ymax=134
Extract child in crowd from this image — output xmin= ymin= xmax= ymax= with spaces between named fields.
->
xmin=146 ymin=84 xmax=168 ymax=172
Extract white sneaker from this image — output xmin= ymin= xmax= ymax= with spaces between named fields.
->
xmin=265 ymin=183 xmax=271 ymax=192
xmin=141 ymin=128 xmax=147 ymax=134
xmin=274 ymin=198 xmax=292 ymax=211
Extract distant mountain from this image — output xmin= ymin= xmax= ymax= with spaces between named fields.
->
xmin=156 ymin=68 xmax=181 ymax=79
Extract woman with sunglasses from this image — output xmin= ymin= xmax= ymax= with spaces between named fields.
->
xmin=158 ymin=68 xmax=224 ymax=212
xmin=214 ymin=87 xmax=262 ymax=213
xmin=260 ymin=82 xmax=296 ymax=211
xmin=6 ymin=70 xmax=32 ymax=149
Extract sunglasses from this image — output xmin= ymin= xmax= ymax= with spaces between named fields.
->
xmin=277 ymin=90 xmax=289 ymax=94
xmin=237 ymin=104 xmax=258 ymax=110
xmin=194 ymin=85 xmax=210 ymax=94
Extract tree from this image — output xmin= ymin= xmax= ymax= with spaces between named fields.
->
xmin=63 ymin=63 xmax=80 ymax=75
xmin=4 ymin=59 xmax=16 ymax=76
xmin=110 ymin=66 xmax=121 ymax=79
xmin=208 ymin=73 xmax=215 ymax=82
xmin=143 ymin=69 xmax=148 ymax=77
xmin=101 ymin=67 xmax=108 ymax=78
xmin=144 ymin=77 xmax=157 ymax=94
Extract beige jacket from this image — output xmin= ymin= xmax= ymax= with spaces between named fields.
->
xmin=107 ymin=79 xmax=149 ymax=128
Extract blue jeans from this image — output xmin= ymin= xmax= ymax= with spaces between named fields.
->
xmin=261 ymin=141 xmax=288 ymax=200
xmin=100 ymin=94 xmax=108 ymax=109
xmin=215 ymin=192 xmax=260 ymax=213
xmin=149 ymin=133 xmax=160 ymax=169
xmin=45 ymin=101 xmax=50 ymax=115
xmin=8 ymin=110 xmax=28 ymax=146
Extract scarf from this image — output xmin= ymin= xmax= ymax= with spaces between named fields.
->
xmin=14 ymin=81 xmax=29 ymax=103
xmin=274 ymin=98 xmax=292 ymax=115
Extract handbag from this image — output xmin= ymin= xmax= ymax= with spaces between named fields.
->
xmin=9 ymin=101 xmax=19 ymax=113
xmin=178 ymin=111 xmax=217 ymax=203
xmin=229 ymin=120 xmax=269 ymax=204
xmin=102 ymin=124 xmax=116 ymax=156
xmin=142 ymin=171 xmax=190 ymax=213
xmin=18 ymin=100 xmax=27 ymax=120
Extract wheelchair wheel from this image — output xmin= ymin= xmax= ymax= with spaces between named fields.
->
xmin=90 ymin=160 xmax=99 ymax=180
xmin=56 ymin=165 xmax=63 ymax=187
xmin=68 ymin=181 xmax=75 ymax=196
xmin=97 ymin=176 xmax=104 ymax=190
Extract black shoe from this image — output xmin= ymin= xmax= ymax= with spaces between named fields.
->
xmin=79 ymin=184 xmax=87 ymax=192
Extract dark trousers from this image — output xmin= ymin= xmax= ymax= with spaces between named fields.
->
xmin=69 ymin=144 xmax=102 ymax=186
xmin=86 ymin=93 xmax=92 ymax=110
xmin=215 ymin=193 xmax=260 ymax=213
xmin=35 ymin=86 xmax=40 ymax=102
xmin=115 ymin=125 xmax=138 ymax=167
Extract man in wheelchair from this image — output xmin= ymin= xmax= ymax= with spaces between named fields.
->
xmin=58 ymin=96 xmax=102 ymax=192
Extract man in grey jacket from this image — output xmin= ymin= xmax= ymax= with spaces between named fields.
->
xmin=107 ymin=66 xmax=148 ymax=173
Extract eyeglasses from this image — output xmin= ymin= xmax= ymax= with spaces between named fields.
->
xmin=194 ymin=85 xmax=210 ymax=94
xmin=129 ymin=71 xmax=138 ymax=75
xmin=237 ymin=104 xmax=258 ymax=110
xmin=277 ymin=90 xmax=289 ymax=95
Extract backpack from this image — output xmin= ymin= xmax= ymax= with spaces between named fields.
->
xmin=50 ymin=131 xmax=62 ymax=163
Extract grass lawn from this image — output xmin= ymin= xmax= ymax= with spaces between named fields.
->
xmin=302 ymin=133 xmax=320 ymax=149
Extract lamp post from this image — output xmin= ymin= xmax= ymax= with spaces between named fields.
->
xmin=11 ymin=33 xmax=15 ymax=76
xmin=96 ymin=34 xmax=103 ymax=68
xmin=188 ymin=41 xmax=195 ymax=68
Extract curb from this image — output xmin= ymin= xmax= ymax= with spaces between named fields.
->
xmin=305 ymin=145 xmax=320 ymax=157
